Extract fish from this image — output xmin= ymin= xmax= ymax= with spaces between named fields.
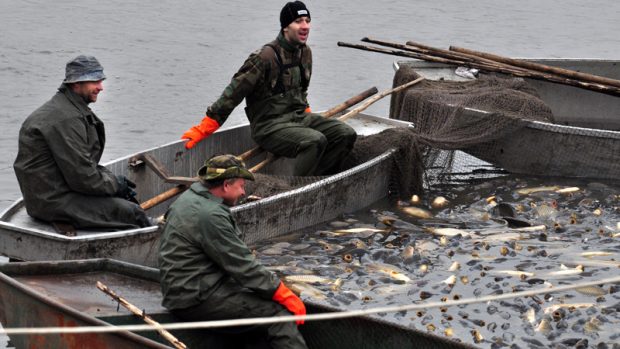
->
xmin=516 ymin=186 xmax=561 ymax=195
xmin=365 ymin=263 xmax=412 ymax=283
xmin=543 ymin=264 xmax=583 ymax=277
xmin=535 ymin=318 xmax=552 ymax=334
xmin=476 ymin=232 xmax=524 ymax=242
xmin=441 ymin=275 xmax=457 ymax=286
xmin=425 ymin=227 xmax=473 ymax=238
xmin=401 ymin=245 xmax=415 ymax=260
xmin=560 ymin=259 xmax=620 ymax=268
xmin=488 ymin=270 xmax=535 ymax=278
xmin=580 ymin=251 xmax=613 ymax=258
xmin=543 ymin=303 xmax=595 ymax=314
xmin=332 ymin=227 xmax=387 ymax=235
xmin=511 ymin=225 xmax=547 ymax=232
xmin=575 ymin=285 xmax=607 ymax=296
xmin=555 ymin=187 xmax=580 ymax=194
xmin=328 ymin=221 xmax=351 ymax=228
xmin=535 ymin=204 xmax=558 ymax=219
xmin=448 ymin=261 xmax=460 ymax=271
xmin=584 ymin=317 xmax=602 ymax=333
xmin=315 ymin=240 xmax=344 ymax=252
xmin=283 ymin=275 xmax=335 ymax=285
xmin=400 ymin=206 xmax=433 ymax=219
xmin=410 ymin=194 xmax=421 ymax=205
xmin=431 ymin=196 xmax=449 ymax=209
xmin=288 ymin=282 xmax=327 ymax=300
xmin=524 ymin=308 xmax=536 ymax=324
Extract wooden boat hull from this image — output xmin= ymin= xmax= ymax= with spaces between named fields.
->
xmin=0 ymin=259 xmax=475 ymax=349
xmin=394 ymin=59 xmax=620 ymax=181
xmin=0 ymin=114 xmax=410 ymax=266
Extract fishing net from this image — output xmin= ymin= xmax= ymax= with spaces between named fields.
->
xmin=387 ymin=64 xmax=555 ymax=191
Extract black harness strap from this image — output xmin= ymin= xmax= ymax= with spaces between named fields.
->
xmin=265 ymin=44 xmax=308 ymax=95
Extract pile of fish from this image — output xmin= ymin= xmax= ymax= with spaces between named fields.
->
xmin=253 ymin=176 xmax=620 ymax=348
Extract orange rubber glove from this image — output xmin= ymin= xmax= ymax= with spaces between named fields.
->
xmin=304 ymin=106 xmax=312 ymax=113
xmin=181 ymin=115 xmax=220 ymax=149
xmin=272 ymin=282 xmax=306 ymax=325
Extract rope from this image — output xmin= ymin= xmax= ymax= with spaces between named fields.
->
xmin=2 ymin=275 xmax=620 ymax=335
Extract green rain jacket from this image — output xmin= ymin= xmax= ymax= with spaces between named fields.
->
xmin=159 ymin=183 xmax=280 ymax=310
xmin=12 ymin=84 xmax=146 ymax=229
xmin=207 ymin=32 xmax=312 ymax=140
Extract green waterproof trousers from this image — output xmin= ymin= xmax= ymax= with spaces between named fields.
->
xmin=171 ymin=280 xmax=308 ymax=349
xmin=254 ymin=113 xmax=356 ymax=176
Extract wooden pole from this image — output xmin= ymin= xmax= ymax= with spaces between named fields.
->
xmin=139 ymin=87 xmax=379 ymax=211
xmin=140 ymin=185 xmax=186 ymax=211
xmin=449 ymin=45 xmax=620 ymax=89
xmin=96 ymin=281 xmax=187 ymax=349
xmin=337 ymin=41 xmax=620 ymax=97
xmin=338 ymin=77 xmax=425 ymax=122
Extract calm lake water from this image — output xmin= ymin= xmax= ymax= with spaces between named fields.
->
xmin=1 ymin=0 xmax=619 ymax=347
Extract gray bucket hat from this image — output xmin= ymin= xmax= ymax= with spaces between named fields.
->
xmin=64 ymin=55 xmax=106 ymax=83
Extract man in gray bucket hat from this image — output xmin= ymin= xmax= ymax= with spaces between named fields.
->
xmin=13 ymin=55 xmax=151 ymax=230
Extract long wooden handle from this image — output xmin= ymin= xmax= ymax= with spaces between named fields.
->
xmin=449 ymin=45 xmax=620 ymax=89
xmin=139 ymin=87 xmax=381 ymax=210
xmin=96 ymin=281 xmax=187 ymax=349
xmin=338 ymin=77 xmax=424 ymax=122
xmin=140 ymin=185 xmax=186 ymax=211
xmin=338 ymin=41 xmax=620 ymax=97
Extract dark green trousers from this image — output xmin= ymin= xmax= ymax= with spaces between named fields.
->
xmin=254 ymin=113 xmax=356 ymax=176
xmin=172 ymin=281 xmax=308 ymax=349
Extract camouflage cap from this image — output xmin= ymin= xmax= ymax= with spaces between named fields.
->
xmin=198 ymin=154 xmax=255 ymax=182
xmin=64 ymin=55 xmax=106 ymax=83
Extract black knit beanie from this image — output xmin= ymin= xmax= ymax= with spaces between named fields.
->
xmin=280 ymin=1 xmax=310 ymax=29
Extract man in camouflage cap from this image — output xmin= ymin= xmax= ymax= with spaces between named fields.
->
xmin=181 ymin=1 xmax=356 ymax=176
xmin=13 ymin=55 xmax=151 ymax=230
xmin=159 ymin=154 xmax=308 ymax=348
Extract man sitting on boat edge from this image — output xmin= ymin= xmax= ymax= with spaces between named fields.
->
xmin=181 ymin=1 xmax=357 ymax=176
xmin=13 ymin=55 xmax=151 ymax=230
xmin=159 ymin=154 xmax=308 ymax=348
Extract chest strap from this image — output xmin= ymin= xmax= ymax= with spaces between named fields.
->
xmin=265 ymin=44 xmax=308 ymax=95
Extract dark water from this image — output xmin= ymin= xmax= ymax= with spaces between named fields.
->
xmin=254 ymin=175 xmax=620 ymax=348
xmin=1 ymin=1 xmax=619 ymax=347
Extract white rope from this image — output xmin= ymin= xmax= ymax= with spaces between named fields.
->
xmin=3 ymin=275 xmax=620 ymax=335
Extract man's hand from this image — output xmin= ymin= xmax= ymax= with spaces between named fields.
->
xmin=181 ymin=115 xmax=220 ymax=149
xmin=115 ymin=175 xmax=138 ymax=202
xmin=272 ymin=282 xmax=306 ymax=325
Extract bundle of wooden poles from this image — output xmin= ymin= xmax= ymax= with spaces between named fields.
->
xmin=338 ymin=37 xmax=620 ymax=97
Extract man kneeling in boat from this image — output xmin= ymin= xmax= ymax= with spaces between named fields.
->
xmin=159 ymin=155 xmax=308 ymax=349
xmin=13 ymin=55 xmax=151 ymax=230
xmin=181 ymin=1 xmax=356 ymax=176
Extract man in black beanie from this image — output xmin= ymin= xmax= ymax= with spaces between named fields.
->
xmin=181 ymin=1 xmax=357 ymax=177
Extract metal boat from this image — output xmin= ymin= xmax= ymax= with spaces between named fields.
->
xmin=0 ymin=258 xmax=474 ymax=349
xmin=393 ymin=59 xmax=620 ymax=181
xmin=0 ymin=114 xmax=411 ymax=267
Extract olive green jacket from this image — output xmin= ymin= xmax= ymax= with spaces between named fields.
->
xmin=159 ymin=183 xmax=280 ymax=310
xmin=13 ymin=84 xmax=121 ymax=224
xmin=207 ymin=32 xmax=312 ymax=139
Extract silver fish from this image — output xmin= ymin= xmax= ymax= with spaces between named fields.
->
xmin=288 ymin=282 xmax=327 ymax=300
xmin=365 ymin=263 xmax=411 ymax=283
xmin=516 ymin=186 xmax=561 ymax=195
xmin=400 ymin=206 xmax=433 ymax=219
xmin=284 ymin=275 xmax=334 ymax=284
